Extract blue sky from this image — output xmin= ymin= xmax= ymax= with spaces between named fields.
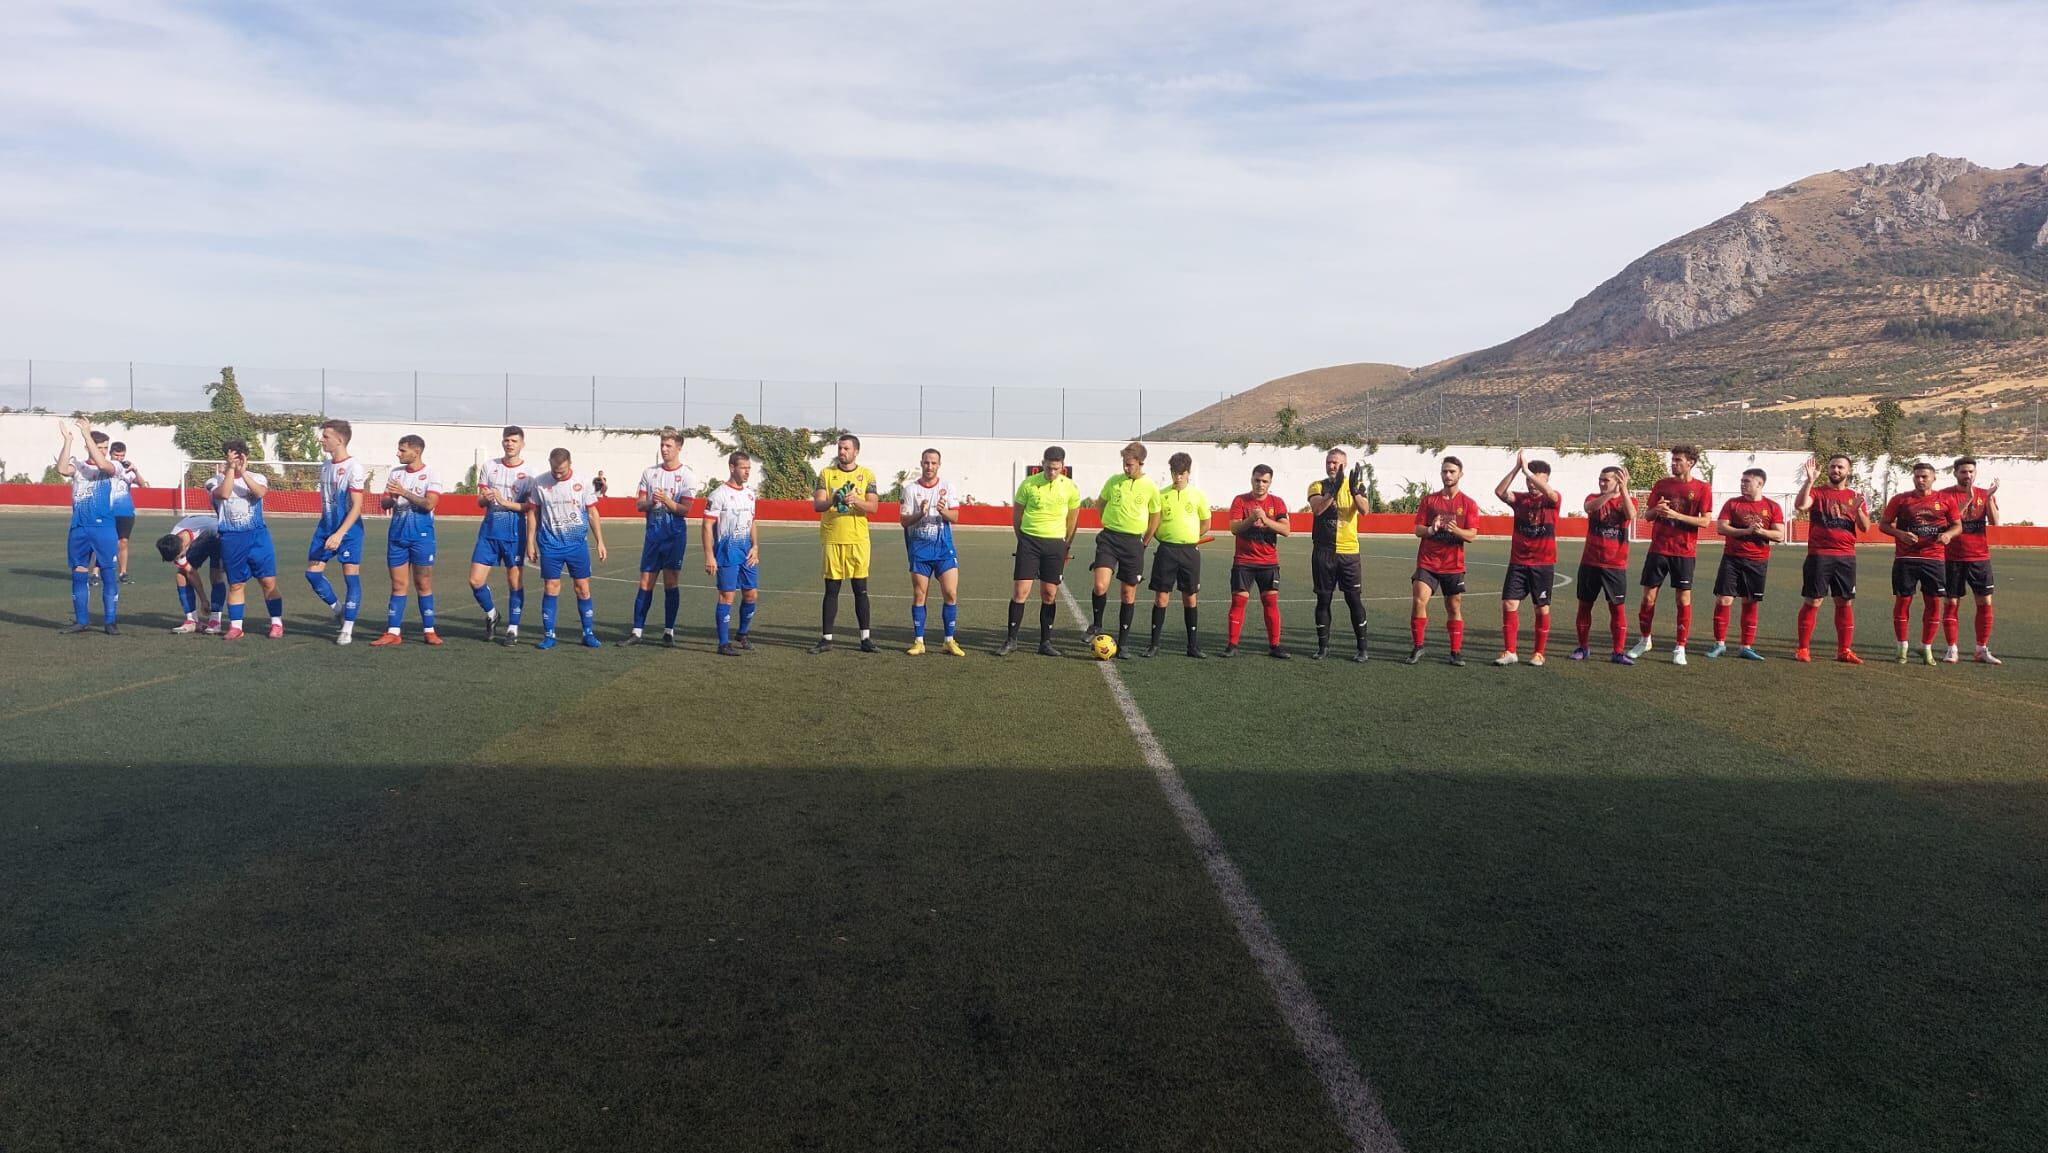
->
xmin=2 ymin=0 xmax=2043 ymax=397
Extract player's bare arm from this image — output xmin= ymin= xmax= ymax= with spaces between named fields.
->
xmin=1495 ymin=452 xmax=1523 ymax=503
xmin=590 ymin=507 xmax=607 ymax=563
xmin=524 ymin=504 xmax=540 ymax=564
xmin=1794 ymin=459 xmax=1818 ymax=513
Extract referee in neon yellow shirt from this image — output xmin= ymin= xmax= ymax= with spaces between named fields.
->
xmin=1143 ymin=451 xmax=1210 ymax=658
xmin=1001 ymin=445 xmax=1082 ymax=656
xmin=1087 ymin=441 xmax=1160 ymax=658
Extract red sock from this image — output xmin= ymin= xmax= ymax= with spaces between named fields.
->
xmin=1227 ymin=594 xmax=1247 ymax=646
xmin=1797 ymin=603 xmax=1818 ymax=649
xmin=1834 ymin=601 xmax=1855 ymax=651
xmin=1534 ymin=611 xmax=1550 ymax=656
xmin=1261 ymin=591 xmax=1282 ymax=647
xmin=1943 ymin=600 xmax=1961 ymax=647
xmin=1740 ymin=601 xmax=1759 ymax=646
xmin=1502 ymin=606 xmax=1520 ymax=654
xmin=1411 ymin=616 xmax=1427 ymax=648
xmin=1447 ymin=619 xmax=1465 ymax=653
xmin=1675 ymin=603 xmax=1692 ymax=646
xmin=1610 ymin=604 xmax=1628 ymax=653
xmin=1975 ymin=601 xmax=1994 ymax=647
xmin=1712 ymin=603 xmax=1731 ymax=644
xmin=1919 ymin=594 xmax=1940 ymax=646
xmin=1576 ymin=603 xmax=1593 ymax=648
xmin=1893 ymin=597 xmax=1912 ymax=643
xmin=1638 ymin=602 xmax=1655 ymax=638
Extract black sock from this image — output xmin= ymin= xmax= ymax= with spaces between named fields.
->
xmin=1007 ymin=599 xmax=1025 ymax=639
xmin=823 ymin=579 xmax=842 ymax=636
xmin=1118 ymin=601 xmax=1134 ymax=645
xmin=1150 ymin=604 xmax=1166 ymax=646
xmin=1315 ymin=592 xmax=1333 ymax=648
xmin=1184 ymin=604 xmax=1199 ymax=644
xmin=1039 ymin=602 xmax=1056 ymax=644
xmin=1091 ymin=591 xmax=1106 ymax=630
xmin=851 ymin=578 xmax=871 ymax=632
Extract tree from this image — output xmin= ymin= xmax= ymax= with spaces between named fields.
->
xmin=1272 ymin=406 xmax=1310 ymax=448
xmin=1955 ymin=407 xmax=1974 ymax=457
xmin=1866 ymin=397 xmax=1905 ymax=463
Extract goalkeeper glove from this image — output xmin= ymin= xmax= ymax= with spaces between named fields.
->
xmin=1348 ymin=462 xmax=1366 ymax=497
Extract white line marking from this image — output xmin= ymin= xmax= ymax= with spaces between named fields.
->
xmin=1055 ymin=583 xmax=1406 ymax=1153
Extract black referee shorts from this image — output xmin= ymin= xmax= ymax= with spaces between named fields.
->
xmin=1013 ymin=533 xmax=1069 ymax=585
xmin=1091 ymin=529 xmax=1146 ymax=585
xmin=1150 ymin=542 xmax=1202 ymax=595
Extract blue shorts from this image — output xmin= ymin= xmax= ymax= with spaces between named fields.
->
xmin=308 ymin=523 xmax=365 ymax=566
xmin=716 ymin=563 xmax=759 ymax=593
xmin=471 ymin=533 xmax=526 ymax=569
xmin=221 ymin=529 xmax=279 ymax=584
xmin=540 ymin=544 xmax=593 ymax=582
xmin=640 ymin=530 xmax=688 ymax=573
xmin=67 ymin=524 xmax=118 ymax=570
xmin=387 ymin=534 xmax=437 ymax=570
xmin=909 ymin=549 xmax=959 ymax=578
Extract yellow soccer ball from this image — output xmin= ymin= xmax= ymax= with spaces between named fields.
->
xmin=1091 ymin=633 xmax=1118 ymax=661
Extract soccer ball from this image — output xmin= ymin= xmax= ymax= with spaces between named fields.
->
xmin=1091 ymin=633 xmax=1118 ymax=661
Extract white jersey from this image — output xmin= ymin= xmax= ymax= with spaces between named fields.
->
xmin=318 ymin=456 xmax=368 ymax=531
xmin=901 ymin=477 xmax=957 ymax=553
xmin=173 ymin=513 xmax=221 ymax=537
xmin=478 ymin=457 xmax=537 ymax=542
xmin=529 ymin=470 xmax=599 ymax=548
xmin=639 ymin=463 xmax=698 ymax=537
xmin=206 ymin=472 xmax=268 ymax=532
xmin=68 ymin=457 xmax=127 ymax=526
xmin=385 ymin=464 xmax=444 ymax=540
xmin=704 ymin=481 xmax=757 ymax=566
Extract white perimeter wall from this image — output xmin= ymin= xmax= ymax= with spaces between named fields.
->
xmin=3 ymin=413 xmax=2043 ymax=522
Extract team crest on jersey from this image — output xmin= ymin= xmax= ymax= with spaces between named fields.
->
xmin=573 ymin=484 xmax=583 ymax=492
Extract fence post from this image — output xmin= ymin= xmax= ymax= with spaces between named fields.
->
xmin=1138 ymin=390 xmax=1144 ymax=438
xmin=989 ymin=388 xmax=995 ymax=438
xmin=320 ymin=368 xmax=326 ymax=417
xmin=1515 ymin=394 xmax=1521 ymax=444
xmin=918 ymin=386 xmax=924 ymax=437
xmin=1061 ymin=388 xmax=1066 ymax=439
xmin=413 ymin=370 xmax=419 ymax=422
xmin=681 ymin=377 xmax=689 ymax=429
xmin=833 ymin=382 xmax=839 ymax=429
xmin=27 ymin=358 xmax=32 ymax=410
xmin=1587 ymin=400 xmax=1593 ymax=448
xmin=129 ymin=361 xmax=134 ymax=409
xmin=591 ymin=375 xmax=597 ymax=427
xmin=758 ymin=380 xmax=764 ymax=424
xmin=504 ymin=372 xmax=510 ymax=425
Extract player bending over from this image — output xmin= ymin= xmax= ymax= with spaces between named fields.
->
xmin=158 ymin=512 xmax=227 ymax=634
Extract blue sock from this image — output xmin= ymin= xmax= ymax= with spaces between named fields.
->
xmin=473 ymin=583 xmax=495 ymax=616
xmin=739 ymin=600 xmax=756 ymax=636
xmin=229 ymin=602 xmax=245 ymax=627
xmin=72 ymin=571 xmax=91 ymax=624
xmin=177 ymin=583 xmax=197 ymax=615
xmin=716 ymin=602 xmax=732 ymax=645
xmin=210 ymin=582 xmax=227 ymax=614
xmin=386 ymin=595 xmax=406 ymax=631
xmin=663 ymin=587 xmax=680 ymax=630
xmin=633 ymin=588 xmax=652 ymax=630
xmin=912 ymin=604 xmax=926 ymax=640
xmin=342 ymin=574 xmax=361 ymax=623
xmin=541 ymin=593 xmax=559 ymax=635
xmin=943 ymin=603 xmax=958 ymax=638
xmin=265 ymin=597 xmax=283 ymax=623
xmin=578 ymin=596 xmax=595 ymax=635
xmin=102 ymin=566 xmax=119 ymax=623
xmin=307 ymin=571 xmax=336 ymax=607
xmin=509 ymin=587 xmax=524 ymax=625
xmin=420 ymin=593 xmax=436 ymax=631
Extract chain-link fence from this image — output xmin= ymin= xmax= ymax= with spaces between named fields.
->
xmin=0 ymin=359 xmax=1235 ymax=442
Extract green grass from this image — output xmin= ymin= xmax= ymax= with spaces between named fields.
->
xmin=3 ymin=509 xmax=2045 ymax=1151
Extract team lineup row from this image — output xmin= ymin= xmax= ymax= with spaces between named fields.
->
xmin=52 ymin=418 xmax=2006 ymax=666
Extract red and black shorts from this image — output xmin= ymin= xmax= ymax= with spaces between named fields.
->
xmin=1801 ymin=553 xmax=1857 ymax=601
xmin=1411 ymin=567 xmax=1466 ymax=597
xmin=1639 ymin=551 xmax=1696 ymax=591
xmin=1712 ymin=556 xmax=1769 ymax=600
xmin=1230 ymin=564 xmax=1279 ymax=596
xmin=1944 ymin=560 xmax=1994 ymax=597
xmin=1890 ymin=557 xmax=1946 ymax=598
xmin=1501 ymin=563 xmax=1554 ymax=607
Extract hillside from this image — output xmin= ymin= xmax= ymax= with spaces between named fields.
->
xmin=1149 ymin=362 xmax=1412 ymax=440
xmin=1178 ymin=156 xmax=2048 ymax=453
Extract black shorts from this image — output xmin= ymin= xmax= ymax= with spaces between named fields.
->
xmin=1230 ymin=564 xmax=1279 ymax=596
xmin=1311 ymin=548 xmax=1362 ymax=594
xmin=1501 ymin=563 xmax=1554 ymax=607
xmin=1713 ymin=556 xmax=1769 ymax=600
xmin=1801 ymin=553 xmax=1857 ymax=601
xmin=1890 ymin=558 xmax=1946 ymax=598
xmin=1091 ymin=529 xmax=1146 ymax=586
xmin=1640 ymin=552 xmax=1696 ymax=591
xmin=115 ymin=515 xmax=136 ymax=541
xmin=1013 ymin=534 xmax=1069 ymax=585
xmin=1945 ymin=560 xmax=1994 ymax=596
xmin=1411 ymin=567 xmax=1466 ymax=597
xmin=1575 ymin=564 xmax=1627 ymax=605
xmin=1150 ymin=543 xmax=1202 ymax=595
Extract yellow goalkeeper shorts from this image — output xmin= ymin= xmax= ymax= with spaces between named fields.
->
xmin=823 ymin=541 xmax=871 ymax=582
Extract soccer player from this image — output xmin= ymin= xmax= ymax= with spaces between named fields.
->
xmin=1706 ymin=468 xmax=1785 ymax=661
xmin=1004 ymin=446 xmax=1081 ymax=656
xmin=470 ymin=426 xmax=536 ymax=645
xmin=1941 ymin=458 xmax=2001 ymax=664
xmin=1627 ymin=445 xmax=1715 ymax=665
xmin=108 ymin=441 xmax=144 ymax=585
xmin=901 ymin=447 xmax=966 ymax=656
xmin=1087 ymin=441 xmax=1159 ymax=656
xmin=525 ymin=447 xmax=607 ymax=649
xmin=1793 ymin=454 xmax=1872 ymax=663
xmin=1571 ymin=466 xmax=1636 ymax=663
xmin=370 ymin=434 xmax=444 ymax=646
xmin=209 ymin=439 xmax=284 ymax=641
xmin=55 ymin=418 xmax=126 ymax=634
xmin=703 ymin=451 xmax=759 ymax=656
xmin=1880 ymin=462 xmax=1962 ymax=666
xmin=628 ymin=428 xmax=698 ymax=646
xmin=157 ymin=511 xmax=227 ymax=634
xmin=812 ymin=433 xmax=880 ymax=653
xmin=1306 ymin=449 xmax=1369 ymax=662
xmin=1224 ymin=464 xmax=1290 ymax=659
xmin=306 ymin=419 xmax=368 ymax=645
xmin=1494 ymin=451 xmax=1560 ymax=667
xmin=1408 ymin=456 xmax=1480 ymax=665
xmin=1143 ymin=452 xmax=1209 ymax=659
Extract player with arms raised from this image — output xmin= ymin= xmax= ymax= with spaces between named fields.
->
xmin=55 ymin=419 xmax=127 ymax=634
xmin=1408 ymin=456 xmax=1480 ymax=666
xmin=1706 ymin=468 xmax=1784 ymax=661
xmin=526 ymin=447 xmax=607 ymax=650
xmin=1494 ymin=451 xmax=1560 ymax=667
xmin=305 ymin=419 xmax=368 ymax=644
xmin=628 ymin=428 xmax=697 ymax=646
xmin=470 ymin=426 xmax=535 ymax=645
xmin=703 ymin=451 xmax=759 ymax=656
xmin=812 ymin=434 xmax=880 ymax=653
xmin=1793 ymin=454 xmax=1872 ymax=663
xmin=1306 ymin=449 xmax=1370 ymax=662
xmin=371 ymin=434 xmax=444 ymax=646
xmin=1571 ymin=466 xmax=1636 ymax=663
xmin=1941 ymin=457 xmax=2001 ymax=664
xmin=1880 ymin=462 xmax=1962 ymax=666
xmin=900 ymin=448 xmax=966 ymax=656
xmin=1224 ymin=464 xmax=1290 ymax=659
xmin=1627 ymin=445 xmax=1714 ymax=665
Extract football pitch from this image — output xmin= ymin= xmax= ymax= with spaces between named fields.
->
xmin=4 ymin=509 xmax=2045 ymax=1152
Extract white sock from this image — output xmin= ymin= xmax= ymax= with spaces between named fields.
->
xmin=860 ymin=628 xmax=871 ymax=639
xmin=340 ymin=621 xmax=354 ymax=638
